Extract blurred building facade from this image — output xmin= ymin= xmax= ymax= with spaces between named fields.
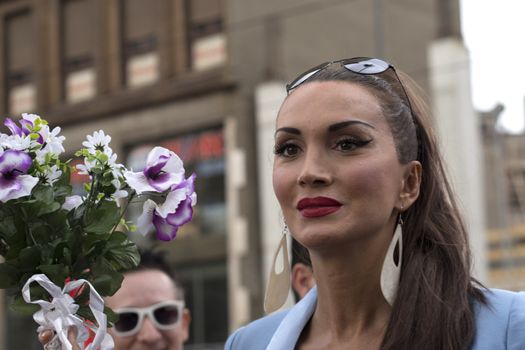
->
xmin=482 ymin=105 xmax=525 ymax=291
xmin=0 ymin=0 xmax=478 ymax=349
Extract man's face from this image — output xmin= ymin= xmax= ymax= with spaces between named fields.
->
xmin=105 ymin=269 xmax=190 ymax=350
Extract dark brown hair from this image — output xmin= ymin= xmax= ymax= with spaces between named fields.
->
xmin=302 ymin=64 xmax=486 ymax=350
xmin=125 ymin=249 xmax=185 ymax=301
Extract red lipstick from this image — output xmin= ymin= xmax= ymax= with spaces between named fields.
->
xmin=297 ymin=197 xmax=342 ymax=218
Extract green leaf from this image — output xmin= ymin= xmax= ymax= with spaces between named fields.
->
xmin=54 ymin=183 xmax=72 ymax=199
xmin=38 ymin=264 xmax=68 ymax=286
xmin=27 ymin=221 xmax=52 ymax=242
xmin=0 ymin=262 xmax=21 ymax=288
xmin=4 ymin=239 xmax=26 ymax=260
xmin=104 ymin=232 xmax=140 ymax=271
xmin=32 ymin=185 xmax=54 ymax=205
xmin=90 ymin=270 xmax=123 ymax=296
xmin=84 ymin=201 xmax=119 ymax=234
xmin=104 ymin=306 xmax=118 ymax=324
xmin=19 ymin=246 xmax=42 ymax=271
xmin=22 ymin=199 xmax=61 ymax=217
xmin=77 ymin=304 xmax=96 ymax=324
xmin=0 ymin=211 xmax=17 ymax=238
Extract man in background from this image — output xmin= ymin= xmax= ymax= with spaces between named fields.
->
xmin=40 ymin=250 xmax=190 ymax=350
xmin=106 ymin=250 xmax=190 ymax=349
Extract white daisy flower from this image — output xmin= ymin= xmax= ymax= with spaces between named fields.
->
xmin=107 ymin=152 xmax=125 ymax=178
xmin=3 ymin=134 xmax=33 ymax=151
xmin=82 ymin=130 xmax=112 ymax=156
xmin=39 ymin=165 xmax=62 ymax=185
xmin=109 ymin=178 xmax=128 ymax=206
xmin=76 ymin=158 xmax=97 ymax=176
xmin=39 ymin=125 xmax=66 ymax=156
xmin=62 ymin=195 xmax=84 ymax=211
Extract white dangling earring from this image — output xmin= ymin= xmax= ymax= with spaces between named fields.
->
xmin=264 ymin=225 xmax=291 ymax=313
xmin=380 ymin=217 xmax=403 ymax=306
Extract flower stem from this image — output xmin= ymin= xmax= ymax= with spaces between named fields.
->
xmin=20 ymin=207 xmax=37 ymax=246
xmin=83 ymin=174 xmax=97 ymax=224
xmin=111 ymin=190 xmax=135 ymax=234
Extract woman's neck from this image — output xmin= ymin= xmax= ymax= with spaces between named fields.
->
xmin=301 ymin=237 xmax=392 ymax=348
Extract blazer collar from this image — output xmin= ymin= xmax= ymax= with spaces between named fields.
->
xmin=266 ymin=286 xmax=318 ymax=350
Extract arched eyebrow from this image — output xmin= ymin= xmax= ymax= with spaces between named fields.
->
xmin=275 ymin=120 xmax=375 ymax=137
xmin=274 ymin=127 xmax=300 ymax=136
xmin=328 ymin=120 xmax=375 ymax=132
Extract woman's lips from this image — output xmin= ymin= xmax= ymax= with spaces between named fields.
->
xmin=297 ymin=197 xmax=342 ymax=218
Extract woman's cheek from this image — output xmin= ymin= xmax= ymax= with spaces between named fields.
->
xmin=345 ymin=161 xmax=390 ymax=193
xmin=272 ymin=167 xmax=293 ymax=205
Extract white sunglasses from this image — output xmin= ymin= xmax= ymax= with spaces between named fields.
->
xmin=113 ymin=300 xmax=185 ymax=336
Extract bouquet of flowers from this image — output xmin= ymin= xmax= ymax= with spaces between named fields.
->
xmin=0 ymin=114 xmax=196 ymax=349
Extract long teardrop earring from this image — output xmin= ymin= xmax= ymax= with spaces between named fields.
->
xmin=380 ymin=217 xmax=403 ymax=306
xmin=264 ymin=225 xmax=291 ymax=313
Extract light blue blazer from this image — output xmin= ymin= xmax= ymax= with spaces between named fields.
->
xmin=225 ymin=286 xmax=525 ymax=350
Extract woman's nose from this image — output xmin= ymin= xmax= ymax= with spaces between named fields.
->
xmin=297 ymin=150 xmax=333 ymax=186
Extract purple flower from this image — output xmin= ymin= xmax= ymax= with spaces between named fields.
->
xmin=0 ymin=149 xmax=39 ymax=203
xmin=124 ymin=147 xmax=185 ymax=194
xmin=137 ymin=174 xmax=196 ymax=241
xmin=4 ymin=118 xmax=23 ymax=136
xmin=4 ymin=115 xmax=36 ymax=136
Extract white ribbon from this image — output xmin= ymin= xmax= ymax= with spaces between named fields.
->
xmin=22 ymin=274 xmax=114 ymax=350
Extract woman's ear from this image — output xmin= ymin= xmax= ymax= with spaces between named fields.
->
xmin=398 ymin=160 xmax=422 ymax=210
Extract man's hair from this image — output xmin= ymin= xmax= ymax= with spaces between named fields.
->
xmin=291 ymin=238 xmax=311 ymax=268
xmin=291 ymin=238 xmax=312 ymax=302
xmin=125 ymin=249 xmax=185 ymax=301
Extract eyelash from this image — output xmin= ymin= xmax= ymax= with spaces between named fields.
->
xmin=273 ymin=142 xmax=299 ymax=157
xmin=273 ymin=137 xmax=372 ymax=157
xmin=333 ymin=137 xmax=372 ymax=152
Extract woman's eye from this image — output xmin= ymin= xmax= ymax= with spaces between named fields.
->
xmin=274 ymin=143 xmax=300 ymax=157
xmin=335 ymin=138 xmax=371 ymax=152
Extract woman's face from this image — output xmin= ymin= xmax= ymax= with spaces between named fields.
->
xmin=273 ymin=81 xmax=413 ymax=250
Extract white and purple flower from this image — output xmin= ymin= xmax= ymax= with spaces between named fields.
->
xmin=4 ymin=114 xmax=41 ymax=139
xmin=0 ymin=149 xmax=39 ymax=203
xmin=136 ymin=173 xmax=196 ymax=241
xmin=4 ymin=118 xmax=26 ymax=137
xmin=124 ymin=147 xmax=185 ymax=194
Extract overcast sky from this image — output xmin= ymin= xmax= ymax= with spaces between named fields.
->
xmin=461 ymin=0 xmax=525 ymax=133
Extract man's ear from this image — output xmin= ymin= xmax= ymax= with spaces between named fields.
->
xmin=397 ymin=160 xmax=422 ymax=210
xmin=291 ymin=263 xmax=315 ymax=300
xmin=182 ymin=309 xmax=191 ymax=342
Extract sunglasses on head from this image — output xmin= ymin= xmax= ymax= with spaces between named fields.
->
xmin=286 ymin=57 xmax=414 ymax=120
xmin=113 ymin=300 xmax=185 ymax=337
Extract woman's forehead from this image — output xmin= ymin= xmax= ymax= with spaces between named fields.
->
xmin=277 ymin=81 xmax=385 ymax=128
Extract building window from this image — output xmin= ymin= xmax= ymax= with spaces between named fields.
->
xmin=61 ymin=0 xmax=97 ymax=103
xmin=5 ymin=10 xmax=35 ymax=115
xmin=187 ymin=0 xmax=227 ymax=71
xmin=180 ymin=263 xmax=228 ymax=347
xmin=122 ymin=0 xmax=163 ymax=88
